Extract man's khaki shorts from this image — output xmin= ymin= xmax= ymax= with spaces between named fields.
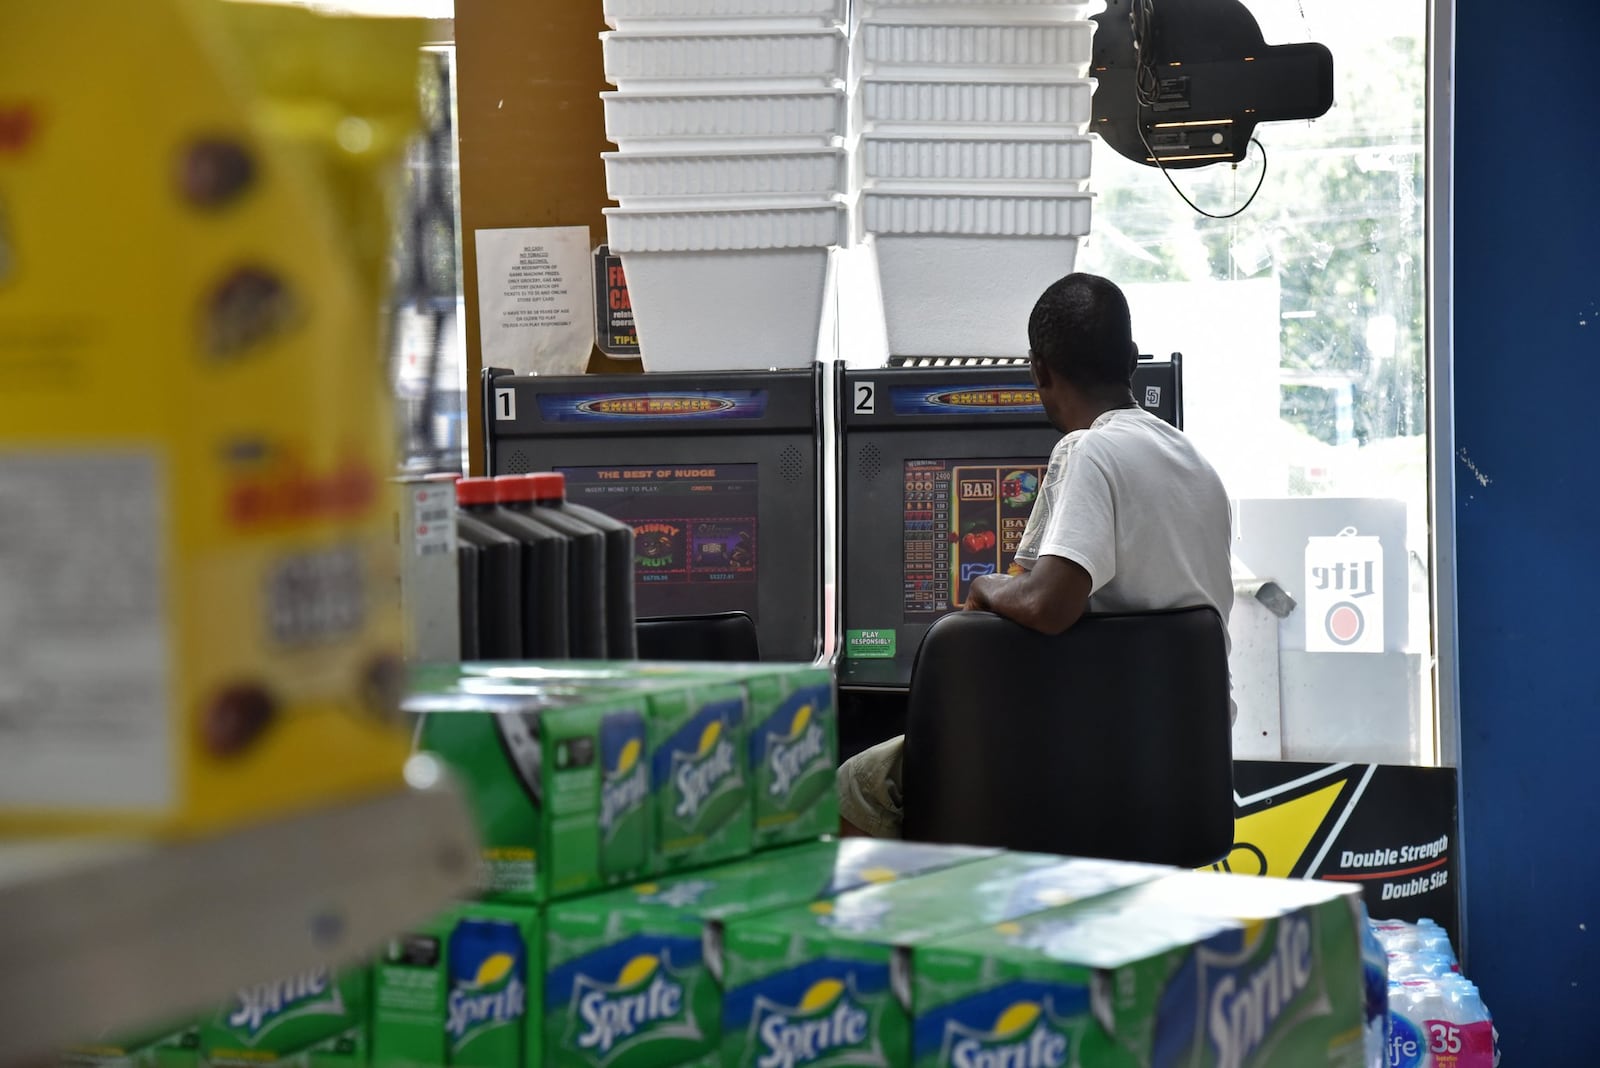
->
xmin=837 ymin=734 xmax=905 ymax=839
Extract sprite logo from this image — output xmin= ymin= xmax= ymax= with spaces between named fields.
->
xmin=600 ymin=734 xmax=649 ymax=838
xmin=810 ymin=897 xmax=891 ymax=936
xmin=751 ymin=978 xmax=879 ymax=1068
xmin=446 ymin=950 xmax=525 ymax=1048
xmin=226 ymin=969 xmax=344 ymax=1042
xmin=635 ymin=879 xmax=717 ymax=908
xmin=571 ymin=953 xmax=688 ymax=1058
xmin=941 ymin=1001 xmax=1069 ymax=1068
xmin=673 ymin=716 xmax=737 ymax=822
xmin=767 ymin=701 xmax=827 ymax=801
xmin=1206 ymin=916 xmax=1317 ymax=1068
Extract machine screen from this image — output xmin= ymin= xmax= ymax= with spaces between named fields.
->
xmin=902 ymin=457 xmax=1049 ymax=620
xmin=558 ymin=463 xmax=759 ymax=621
xmin=902 ymin=458 xmax=1048 ymax=621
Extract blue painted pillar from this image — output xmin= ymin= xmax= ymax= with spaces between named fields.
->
xmin=1454 ymin=0 xmax=1600 ymax=1057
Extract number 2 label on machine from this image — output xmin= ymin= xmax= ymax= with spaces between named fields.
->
xmin=854 ymin=382 xmax=875 ymax=414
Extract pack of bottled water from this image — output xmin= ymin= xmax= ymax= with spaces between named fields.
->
xmin=1366 ymin=915 xmax=1499 ymax=1068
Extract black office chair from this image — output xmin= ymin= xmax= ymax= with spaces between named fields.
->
xmin=635 ymin=611 xmax=761 ymax=663
xmin=899 ymin=606 xmax=1233 ymax=869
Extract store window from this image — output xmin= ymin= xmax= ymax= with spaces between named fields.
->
xmin=1078 ymin=0 xmax=1433 ymax=765
xmin=390 ymin=44 xmax=469 ymax=476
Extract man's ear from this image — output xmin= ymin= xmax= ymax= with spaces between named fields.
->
xmin=1031 ymin=357 xmax=1053 ymax=389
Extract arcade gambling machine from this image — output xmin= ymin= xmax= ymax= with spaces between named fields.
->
xmin=481 ymin=357 xmax=1180 ymax=754
xmin=835 ymin=355 xmax=1183 ymax=749
xmin=482 ymin=366 xmax=824 ymax=663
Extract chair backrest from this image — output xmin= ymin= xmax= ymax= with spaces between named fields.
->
xmin=899 ymin=606 xmax=1234 ymax=868
xmin=635 ymin=611 xmax=761 ymax=663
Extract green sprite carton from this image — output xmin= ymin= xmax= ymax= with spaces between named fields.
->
xmin=1076 ymin=871 xmax=1369 ymax=1068
xmin=468 ymin=661 xmax=837 ymax=851
xmin=910 ymin=905 xmax=1236 ymax=1068
xmin=543 ymin=839 xmax=996 ymax=1067
xmin=720 ymin=855 xmax=1173 ymax=1068
xmin=63 ymin=1021 xmax=201 ymax=1068
xmin=372 ymin=900 xmax=541 ymax=1068
xmin=427 ymin=664 xmax=756 ymax=875
xmin=644 ymin=680 xmax=751 ymax=872
xmin=730 ymin=666 xmax=835 ymax=850
xmin=199 ymin=968 xmax=366 ymax=1068
xmin=405 ymin=681 xmax=653 ymax=902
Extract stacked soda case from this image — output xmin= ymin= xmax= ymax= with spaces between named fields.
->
xmin=1368 ymin=918 xmax=1499 ymax=1068
xmin=404 ymin=659 xmax=840 ymax=898
xmin=452 ymin=475 xmax=638 ymax=662
xmin=387 ymin=658 xmax=1381 ymax=1068
xmin=365 ymin=851 xmax=1381 ymax=1067
xmin=65 ymin=851 xmax=1386 ymax=1068
xmin=68 ymin=655 xmax=1394 ymax=1068
xmin=372 ymin=656 xmax=850 ymax=1067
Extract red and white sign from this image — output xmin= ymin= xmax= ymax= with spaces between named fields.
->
xmin=1304 ymin=528 xmax=1384 ymax=653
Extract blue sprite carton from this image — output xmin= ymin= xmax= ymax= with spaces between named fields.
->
xmin=720 ymin=855 xmax=1173 ymax=1067
xmin=542 ymin=840 xmax=996 ymax=1067
xmin=199 ymin=968 xmax=367 ymax=1068
xmin=371 ymin=900 xmax=540 ymax=1068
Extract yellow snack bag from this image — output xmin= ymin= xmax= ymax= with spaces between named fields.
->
xmin=213 ymin=1 xmax=428 ymax=309
xmin=0 ymin=0 xmax=427 ymax=835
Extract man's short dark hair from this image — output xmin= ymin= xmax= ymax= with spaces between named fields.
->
xmin=1027 ymin=273 xmax=1138 ymax=390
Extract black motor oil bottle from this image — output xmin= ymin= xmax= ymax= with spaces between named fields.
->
xmin=454 ymin=479 xmax=523 ymax=659
xmin=542 ymin=475 xmax=638 ymax=659
xmin=500 ymin=473 xmax=607 ymax=659
xmin=480 ymin=474 xmax=572 ymax=658
xmin=456 ymin=531 xmax=480 ymax=658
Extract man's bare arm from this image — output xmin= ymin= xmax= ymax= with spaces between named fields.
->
xmin=964 ymin=555 xmax=1094 ymax=635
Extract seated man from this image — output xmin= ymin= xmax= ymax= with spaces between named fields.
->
xmin=838 ymin=272 xmax=1234 ymax=838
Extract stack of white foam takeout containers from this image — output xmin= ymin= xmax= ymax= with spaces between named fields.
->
xmin=853 ymin=0 xmax=1100 ymax=356
xmin=600 ymin=0 xmax=851 ymax=370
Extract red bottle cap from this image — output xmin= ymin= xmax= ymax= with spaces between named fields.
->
xmin=455 ymin=477 xmax=499 ymax=507
xmin=530 ymin=472 xmax=567 ymax=503
xmin=494 ymin=474 xmax=540 ymax=504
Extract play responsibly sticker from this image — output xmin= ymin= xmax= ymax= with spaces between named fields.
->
xmin=846 ymin=629 xmax=896 ymax=659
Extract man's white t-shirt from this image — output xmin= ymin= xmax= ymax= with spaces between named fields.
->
xmin=1014 ymin=406 xmax=1233 ymax=639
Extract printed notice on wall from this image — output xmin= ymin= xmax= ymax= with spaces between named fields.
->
xmin=475 ymin=225 xmax=594 ymax=374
